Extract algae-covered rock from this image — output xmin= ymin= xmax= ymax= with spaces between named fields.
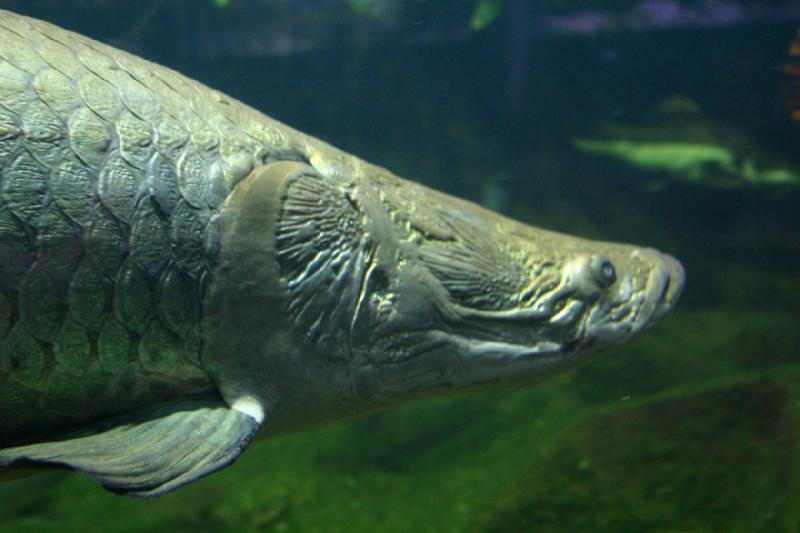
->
xmin=474 ymin=380 xmax=794 ymax=532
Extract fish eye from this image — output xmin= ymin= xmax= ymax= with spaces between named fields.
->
xmin=590 ymin=255 xmax=616 ymax=289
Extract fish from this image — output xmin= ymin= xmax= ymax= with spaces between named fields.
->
xmin=0 ymin=9 xmax=684 ymax=497
xmin=574 ymin=95 xmax=800 ymax=189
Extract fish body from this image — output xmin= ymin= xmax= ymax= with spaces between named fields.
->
xmin=0 ymin=8 xmax=308 ymax=445
xmin=0 ymin=10 xmax=684 ymax=496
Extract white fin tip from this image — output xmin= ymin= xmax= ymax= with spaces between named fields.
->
xmin=232 ymin=396 xmax=265 ymax=424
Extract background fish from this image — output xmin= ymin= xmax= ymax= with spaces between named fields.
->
xmin=573 ymin=95 xmax=800 ymax=189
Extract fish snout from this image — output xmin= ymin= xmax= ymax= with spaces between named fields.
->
xmin=638 ymin=248 xmax=685 ymax=323
xmin=656 ymin=251 xmax=685 ymax=315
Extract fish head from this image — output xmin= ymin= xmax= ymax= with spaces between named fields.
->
xmin=326 ymin=171 xmax=686 ymax=403
xmin=239 ymin=160 xmax=684 ymax=427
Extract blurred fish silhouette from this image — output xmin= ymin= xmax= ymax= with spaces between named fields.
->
xmin=574 ymin=95 xmax=800 ymax=190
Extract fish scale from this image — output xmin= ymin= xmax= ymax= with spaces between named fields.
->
xmin=0 ymin=9 xmax=300 ymax=446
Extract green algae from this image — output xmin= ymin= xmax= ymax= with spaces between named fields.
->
xmin=474 ymin=380 xmax=795 ymax=532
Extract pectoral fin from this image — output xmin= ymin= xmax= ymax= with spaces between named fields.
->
xmin=0 ymin=397 xmax=261 ymax=498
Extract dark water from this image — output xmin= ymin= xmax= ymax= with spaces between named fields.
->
xmin=1 ymin=1 xmax=799 ymax=531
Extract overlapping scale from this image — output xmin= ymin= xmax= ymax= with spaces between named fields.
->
xmin=0 ymin=7 xmax=309 ymax=446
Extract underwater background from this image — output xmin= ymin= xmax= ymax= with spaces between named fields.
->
xmin=1 ymin=0 xmax=799 ymax=530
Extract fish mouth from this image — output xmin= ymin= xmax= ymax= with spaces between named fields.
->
xmin=649 ymin=252 xmax=685 ymax=323
xmin=599 ymin=249 xmax=685 ymax=342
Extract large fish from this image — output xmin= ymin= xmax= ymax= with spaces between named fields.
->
xmin=0 ymin=10 xmax=684 ymax=497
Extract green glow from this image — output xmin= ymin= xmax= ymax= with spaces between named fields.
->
xmin=470 ymin=0 xmax=504 ymax=31
xmin=346 ymin=0 xmax=383 ymax=17
xmin=573 ymin=139 xmax=737 ymax=176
